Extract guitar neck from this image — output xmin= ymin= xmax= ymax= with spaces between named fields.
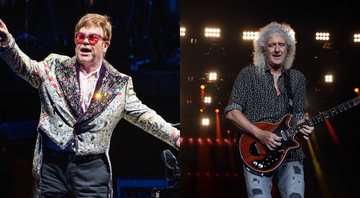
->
xmin=291 ymin=96 xmax=360 ymax=135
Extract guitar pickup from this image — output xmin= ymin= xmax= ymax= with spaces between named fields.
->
xmin=280 ymin=130 xmax=288 ymax=141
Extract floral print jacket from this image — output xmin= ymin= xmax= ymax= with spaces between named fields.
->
xmin=0 ymin=39 xmax=180 ymax=197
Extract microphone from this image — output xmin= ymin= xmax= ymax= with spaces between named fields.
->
xmin=161 ymin=149 xmax=178 ymax=170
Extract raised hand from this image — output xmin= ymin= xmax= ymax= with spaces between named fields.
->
xmin=0 ymin=19 xmax=12 ymax=45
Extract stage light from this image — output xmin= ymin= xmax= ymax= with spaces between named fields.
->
xmin=204 ymin=96 xmax=212 ymax=104
xmin=324 ymin=74 xmax=333 ymax=83
xmin=208 ymin=72 xmax=217 ymax=81
xmin=242 ymin=31 xmax=258 ymax=40
xmin=224 ymin=138 xmax=231 ymax=145
xmin=354 ymin=34 xmax=360 ymax=43
xmin=201 ymin=118 xmax=210 ymax=126
xmin=204 ymin=27 xmax=221 ymax=38
xmin=187 ymin=75 xmax=194 ymax=82
xmin=190 ymin=38 xmax=198 ymax=44
xmin=354 ymin=87 xmax=359 ymax=94
xmin=180 ymin=27 xmax=186 ymax=37
xmin=189 ymin=138 xmax=194 ymax=144
xmin=315 ymin=32 xmax=330 ymax=41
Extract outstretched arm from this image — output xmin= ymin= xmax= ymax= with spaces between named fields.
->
xmin=0 ymin=19 xmax=48 ymax=89
xmin=123 ymin=77 xmax=180 ymax=150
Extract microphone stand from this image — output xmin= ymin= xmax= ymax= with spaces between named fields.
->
xmin=161 ymin=150 xmax=180 ymax=187
xmin=152 ymin=150 xmax=180 ymax=198
xmin=169 ymin=165 xmax=180 ymax=188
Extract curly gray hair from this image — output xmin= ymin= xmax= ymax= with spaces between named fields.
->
xmin=253 ymin=22 xmax=296 ymax=73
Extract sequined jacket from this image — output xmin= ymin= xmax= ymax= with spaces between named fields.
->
xmin=0 ymin=39 xmax=180 ymax=197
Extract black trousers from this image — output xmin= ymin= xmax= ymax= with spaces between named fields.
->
xmin=40 ymin=148 xmax=110 ymax=198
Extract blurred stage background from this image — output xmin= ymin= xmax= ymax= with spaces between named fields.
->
xmin=181 ymin=1 xmax=360 ymax=198
xmin=0 ymin=0 xmax=179 ymax=197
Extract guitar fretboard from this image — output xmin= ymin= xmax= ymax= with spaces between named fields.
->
xmin=287 ymin=96 xmax=360 ymax=137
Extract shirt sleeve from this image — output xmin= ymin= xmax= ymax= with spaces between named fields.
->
xmin=224 ymin=67 xmax=249 ymax=115
xmin=0 ymin=38 xmax=46 ymax=89
xmin=123 ymin=77 xmax=180 ymax=149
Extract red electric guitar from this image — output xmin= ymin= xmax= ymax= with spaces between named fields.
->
xmin=239 ymin=96 xmax=360 ymax=174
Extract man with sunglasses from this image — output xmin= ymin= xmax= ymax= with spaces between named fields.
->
xmin=0 ymin=13 xmax=180 ymax=198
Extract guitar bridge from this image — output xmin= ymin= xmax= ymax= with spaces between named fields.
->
xmin=249 ymin=142 xmax=261 ymax=156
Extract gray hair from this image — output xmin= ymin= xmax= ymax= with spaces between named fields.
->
xmin=253 ymin=22 xmax=296 ymax=73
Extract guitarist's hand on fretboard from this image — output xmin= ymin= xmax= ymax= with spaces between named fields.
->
xmin=297 ymin=119 xmax=314 ymax=140
xmin=299 ymin=125 xmax=314 ymax=140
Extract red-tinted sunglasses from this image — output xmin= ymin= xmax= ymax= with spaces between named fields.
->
xmin=75 ymin=32 xmax=103 ymax=46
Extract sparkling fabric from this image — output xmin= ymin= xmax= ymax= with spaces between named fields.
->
xmin=0 ymin=39 xmax=180 ymax=198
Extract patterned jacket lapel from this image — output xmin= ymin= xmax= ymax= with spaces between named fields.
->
xmin=55 ymin=57 xmax=82 ymax=118
xmin=76 ymin=60 xmax=128 ymax=125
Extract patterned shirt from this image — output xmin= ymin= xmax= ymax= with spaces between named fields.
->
xmin=225 ymin=65 xmax=307 ymax=161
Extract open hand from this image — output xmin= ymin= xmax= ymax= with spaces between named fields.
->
xmin=0 ymin=19 xmax=12 ymax=45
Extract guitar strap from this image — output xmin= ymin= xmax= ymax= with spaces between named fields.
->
xmin=284 ymin=70 xmax=294 ymax=114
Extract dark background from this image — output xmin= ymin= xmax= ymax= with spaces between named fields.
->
xmin=0 ymin=0 xmax=179 ymax=197
xmin=181 ymin=1 xmax=360 ymax=198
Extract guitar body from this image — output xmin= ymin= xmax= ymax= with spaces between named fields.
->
xmin=238 ymin=96 xmax=360 ymax=174
xmin=239 ymin=114 xmax=300 ymax=174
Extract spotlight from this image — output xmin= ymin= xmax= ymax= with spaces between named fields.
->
xmin=204 ymin=27 xmax=221 ymax=38
xmin=324 ymin=74 xmax=333 ymax=83
xmin=315 ymin=32 xmax=330 ymax=41
xmin=201 ymin=118 xmax=210 ymax=126
xmin=208 ymin=72 xmax=217 ymax=81
xmin=354 ymin=34 xmax=360 ymax=43
xmin=242 ymin=31 xmax=258 ymax=40
xmin=204 ymin=96 xmax=212 ymax=104
xmin=180 ymin=27 xmax=186 ymax=37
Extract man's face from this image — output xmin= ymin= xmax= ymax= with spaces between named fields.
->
xmin=265 ymin=34 xmax=288 ymax=69
xmin=74 ymin=26 xmax=110 ymax=68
